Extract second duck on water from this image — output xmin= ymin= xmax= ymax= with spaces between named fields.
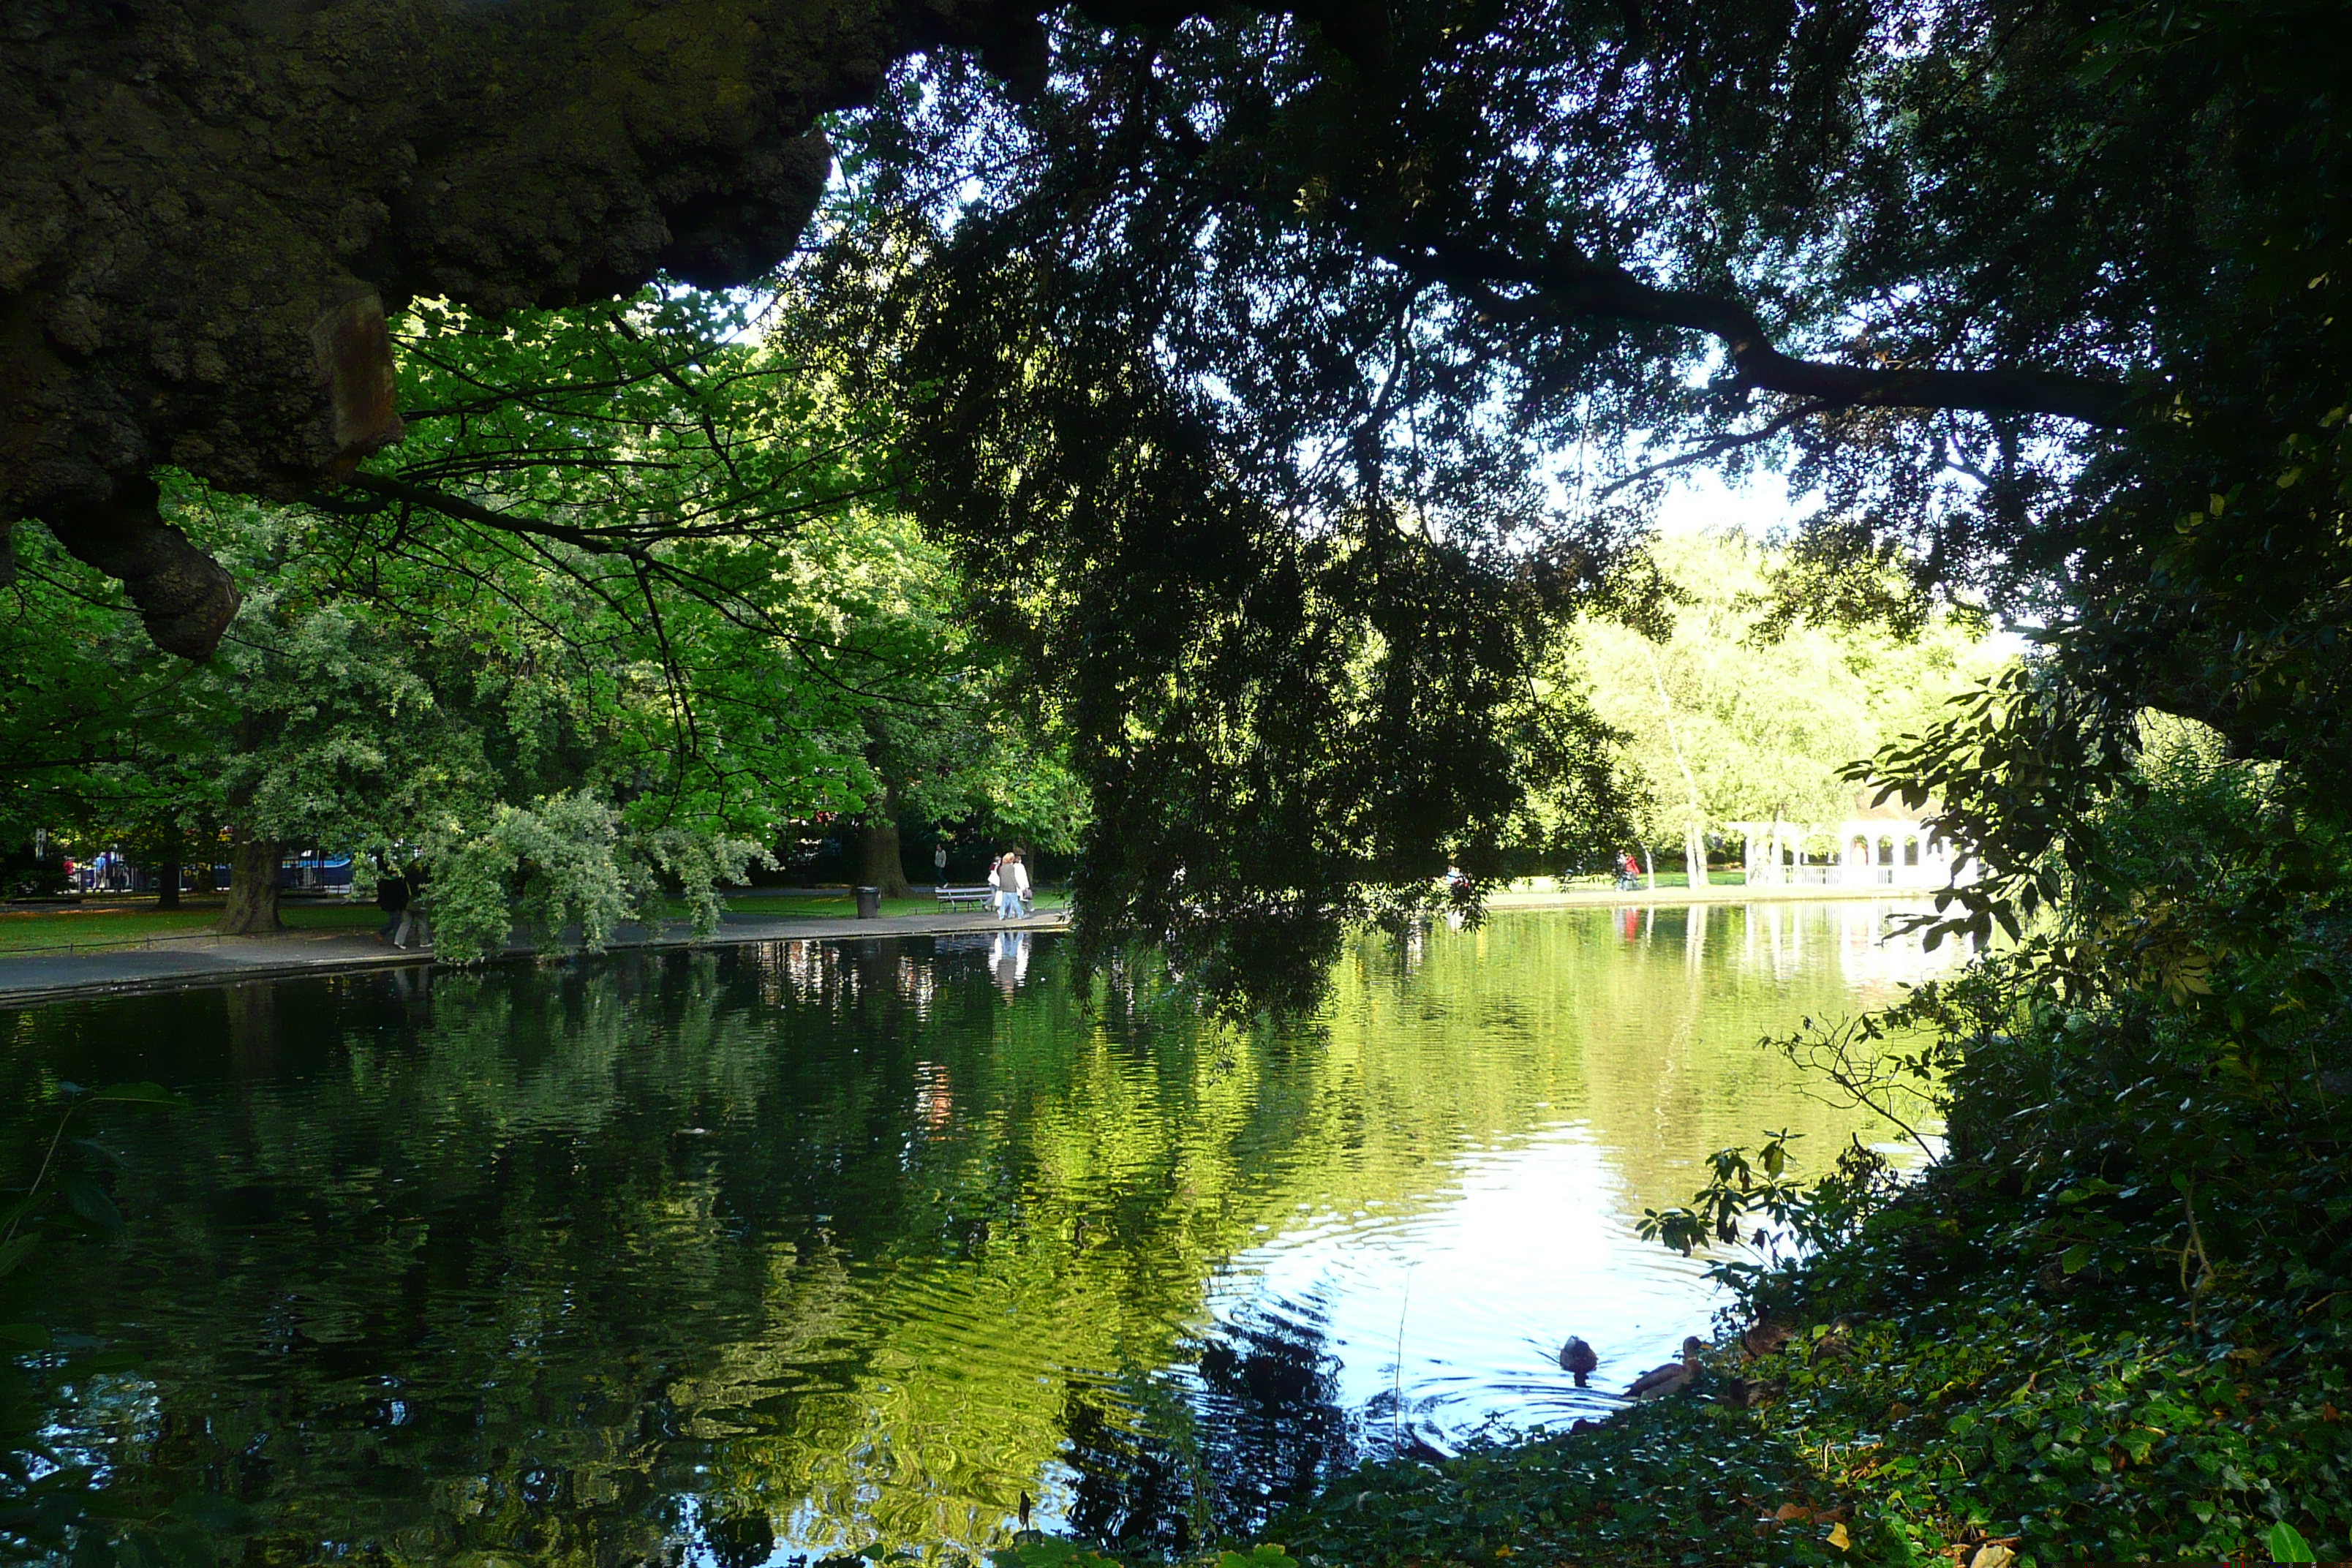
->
xmin=1558 ymin=1335 xmax=1599 ymax=1387
xmin=1624 ymin=1336 xmax=1705 ymax=1401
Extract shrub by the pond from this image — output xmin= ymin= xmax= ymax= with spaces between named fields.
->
xmin=1270 ymin=1395 xmax=1866 ymax=1567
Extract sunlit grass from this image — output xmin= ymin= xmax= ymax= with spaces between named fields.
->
xmin=0 ymin=899 xmax=385 ymax=954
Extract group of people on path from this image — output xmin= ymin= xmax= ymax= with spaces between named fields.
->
xmin=986 ymin=851 xmax=1032 ymax=919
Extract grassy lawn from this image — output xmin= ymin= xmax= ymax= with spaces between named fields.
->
xmin=0 ymin=898 xmax=384 ymax=955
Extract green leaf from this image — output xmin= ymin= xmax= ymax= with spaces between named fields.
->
xmin=989 ymin=1546 xmax=1112 ymax=1568
xmin=59 ymin=1172 xmax=124 ymax=1233
xmin=0 ymin=1235 xmax=37 ymax=1279
xmin=2268 ymin=1522 xmax=2317 ymax=1563
xmin=91 ymin=1082 xmax=181 ymax=1109
xmin=0 ymin=1322 xmax=48 ymax=1349
xmin=2060 ymin=1243 xmax=2095 ymax=1275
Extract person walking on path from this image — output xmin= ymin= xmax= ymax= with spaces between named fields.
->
xmin=393 ymin=860 xmax=431 ymax=950
xmin=374 ymin=860 xmax=411 ymax=943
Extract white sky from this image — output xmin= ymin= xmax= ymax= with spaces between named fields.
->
xmin=1652 ymin=466 xmax=1804 ymax=540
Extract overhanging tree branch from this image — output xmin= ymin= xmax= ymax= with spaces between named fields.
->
xmin=339 ymin=473 xmax=641 ymax=558
xmin=1391 ymin=239 xmax=2135 ymax=426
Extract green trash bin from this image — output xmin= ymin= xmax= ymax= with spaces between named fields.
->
xmin=855 ymin=885 xmax=881 ymax=919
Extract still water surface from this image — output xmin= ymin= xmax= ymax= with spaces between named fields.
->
xmin=3 ymin=902 xmax=1953 ymax=1562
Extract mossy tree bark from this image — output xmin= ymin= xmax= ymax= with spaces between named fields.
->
xmin=217 ymin=836 xmax=284 ymax=935
xmin=857 ymin=783 xmax=918 ymax=900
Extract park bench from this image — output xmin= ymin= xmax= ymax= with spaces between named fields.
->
xmin=936 ymin=884 xmax=995 ymax=913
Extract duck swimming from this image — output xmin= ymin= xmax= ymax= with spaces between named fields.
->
xmin=1624 ymin=1335 xmax=1705 ymax=1401
xmin=1558 ymin=1335 xmax=1599 ymax=1387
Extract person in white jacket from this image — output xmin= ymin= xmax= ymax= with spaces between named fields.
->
xmin=995 ymin=851 xmax=1030 ymax=918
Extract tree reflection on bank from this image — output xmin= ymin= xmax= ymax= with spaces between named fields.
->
xmin=1 ymin=905 xmax=1952 ymax=1561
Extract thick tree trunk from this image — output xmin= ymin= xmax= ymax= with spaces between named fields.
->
xmin=857 ymin=788 xmax=917 ymax=900
xmin=1684 ymin=823 xmax=1706 ymax=889
xmin=157 ymin=830 xmax=181 ymax=911
xmin=216 ymin=835 xmax=283 ymax=935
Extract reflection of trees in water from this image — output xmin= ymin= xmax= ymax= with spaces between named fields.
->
xmin=1063 ymin=1301 xmax=1358 ymax=1550
xmin=704 ymin=1505 xmax=776 ymax=1568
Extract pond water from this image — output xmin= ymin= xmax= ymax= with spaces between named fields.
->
xmin=2 ymin=902 xmax=1956 ymax=1563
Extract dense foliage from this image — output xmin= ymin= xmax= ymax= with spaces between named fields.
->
xmin=807 ymin=0 xmax=2352 ymax=1005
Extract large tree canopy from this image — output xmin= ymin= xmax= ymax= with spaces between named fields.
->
xmin=804 ymin=0 xmax=2346 ymax=981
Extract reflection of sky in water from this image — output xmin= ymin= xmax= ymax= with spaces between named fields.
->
xmin=1188 ymin=897 xmax=1961 ymax=1452
xmin=1211 ymin=1126 xmax=1708 ymax=1440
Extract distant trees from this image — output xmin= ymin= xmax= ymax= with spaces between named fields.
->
xmin=1575 ymin=535 xmax=2000 ymax=886
xmin=822 ymin=511 xmax=1088 ymax=900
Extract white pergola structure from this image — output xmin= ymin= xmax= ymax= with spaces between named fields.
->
xmin=1729 ymin=794 xmax=1969 ymax=889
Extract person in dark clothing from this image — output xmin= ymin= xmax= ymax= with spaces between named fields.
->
xmin=375 ymin=862 xmax=411 ymax=941
xmin=394 ymin=860 xmax=430 ymax=949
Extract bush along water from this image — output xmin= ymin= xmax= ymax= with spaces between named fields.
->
xmin=1232 ymin=737 xmax=2352 ymax=1567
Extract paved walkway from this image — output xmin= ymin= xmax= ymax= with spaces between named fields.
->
xmin=0 ymin=883 xmax=1936 ymax=1008
xmin=0 ymin=907 xmax=1071 ymax=1008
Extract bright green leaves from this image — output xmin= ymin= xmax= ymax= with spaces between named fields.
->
xmin=2270 ymin=1521 xmax=2318 ymax=1562
xmin=1639 ymin=1130 xmax=1899 ymax=1292
xmin=1577 ymin=532 xmax=2001 ymax=870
